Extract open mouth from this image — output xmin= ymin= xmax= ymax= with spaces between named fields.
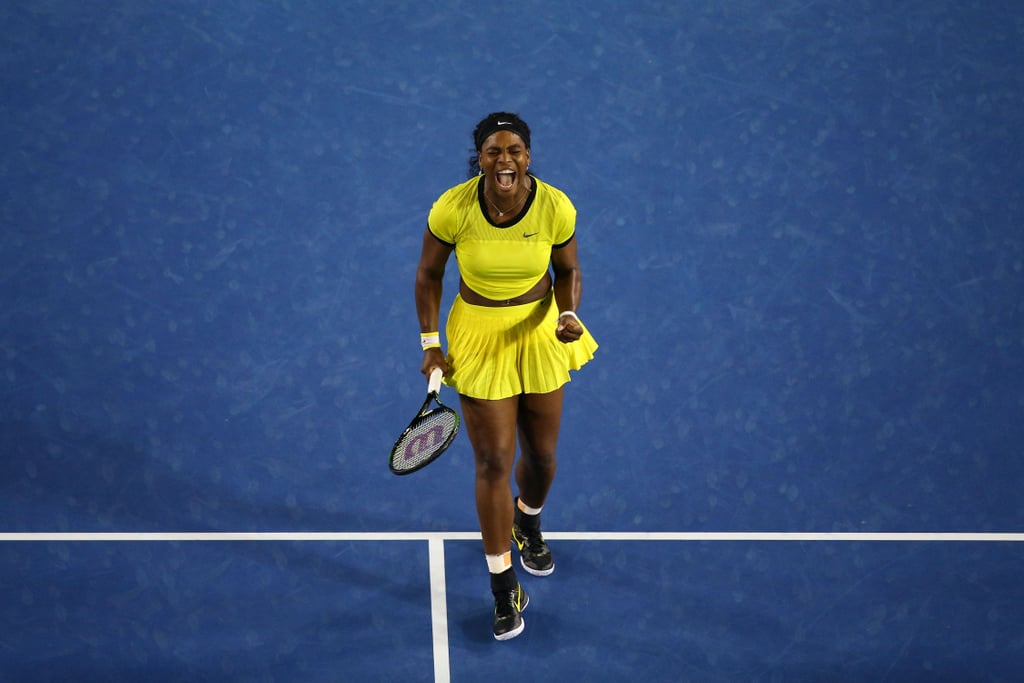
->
xmin=496 ymin=170 xmax=516 ymax=189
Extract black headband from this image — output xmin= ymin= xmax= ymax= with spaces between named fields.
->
xmin=475 ymin=118 xmax=531 ymax=151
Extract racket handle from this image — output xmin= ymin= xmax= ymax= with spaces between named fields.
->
xmin=428 ymin=367 xmax=444 ymax=395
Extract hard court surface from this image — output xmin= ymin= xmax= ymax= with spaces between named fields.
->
xmin=2 ymin=2 xmax=1022 ymax=681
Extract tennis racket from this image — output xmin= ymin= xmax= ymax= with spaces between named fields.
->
xmin=389 ymin=368 xmax=459 ymax=475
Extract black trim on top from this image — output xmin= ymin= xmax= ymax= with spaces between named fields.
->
xmin=553 ymin=232 xmax=576 ymax=249
xmin=427 ymin=226 xmax=455 ymax=247
xmin=477 ymin=173 xmax=537 ymax=228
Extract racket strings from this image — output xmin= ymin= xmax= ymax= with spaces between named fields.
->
xmin=393 ymin=409 xmax=458 ymax=471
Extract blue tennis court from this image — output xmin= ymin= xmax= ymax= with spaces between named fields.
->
xmin=2 ymin=1 xmax=1022 ymax=680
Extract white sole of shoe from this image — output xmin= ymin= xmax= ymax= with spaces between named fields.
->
xmin=494 ymin=617 xmax=525 ymax=641
xmin=520 ymin=557 xmax=554 ymax=577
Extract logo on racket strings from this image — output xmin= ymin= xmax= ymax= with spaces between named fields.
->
xmin=405 ymin=424 xmax=446 ymax=460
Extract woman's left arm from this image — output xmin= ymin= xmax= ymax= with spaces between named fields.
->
xmin=551 ymin=237 xmax=584 ymax=343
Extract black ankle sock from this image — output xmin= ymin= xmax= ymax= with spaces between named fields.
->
xmin=490 ymin=567 xmax=517 ymax=594
xmin=515 ymin=508 xmax=540 ymax=532
xmin=514 ymin=497 xmax=541 ymax=531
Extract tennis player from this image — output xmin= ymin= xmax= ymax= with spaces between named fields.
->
xmin=414 ymin=112 xmax=598 ymax=640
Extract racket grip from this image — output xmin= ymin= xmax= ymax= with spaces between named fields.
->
xmin=428 ymin=367 xmax=444 ymax=394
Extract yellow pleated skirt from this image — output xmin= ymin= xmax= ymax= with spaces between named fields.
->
xmin=444 ymin=291 xmax=598 ymax=400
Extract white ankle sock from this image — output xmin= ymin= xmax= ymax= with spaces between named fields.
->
xmin=517 ymin=498 xmax=543 ymax=516
xmin=486 ymin=552 xmax=512 ymax=574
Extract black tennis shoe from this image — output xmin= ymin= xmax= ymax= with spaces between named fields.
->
xmin=492 ymin=582 xmax=529 ymax=641
xmin=512 ymin=506 xmax=555 ymax=576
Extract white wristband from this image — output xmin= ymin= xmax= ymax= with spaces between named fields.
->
xmin=558 ymin=311 xmax=579 ymax=322
xmin=420 ymin=332 xmax=441 ymax=350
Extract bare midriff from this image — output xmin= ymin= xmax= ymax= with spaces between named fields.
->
xmin=459 ymin=272 xmax=552 ymax=307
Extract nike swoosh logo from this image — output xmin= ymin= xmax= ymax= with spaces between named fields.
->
xmin=498 ymin=120 xmax=511 ymax=125
xmin=523 ymin=232 xmax=538 ymax=238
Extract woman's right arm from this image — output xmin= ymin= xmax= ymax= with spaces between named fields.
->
xmin=414 ymin=227 xmax=454 ymax=376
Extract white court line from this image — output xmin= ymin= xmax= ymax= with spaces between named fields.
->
xmin=427 ymin=538 xmax=450 ymax=683
xmin=4 ymin=530 xmax=1021 ymax=683
xmin=0 ymin=531 xmax=1022 ymax=542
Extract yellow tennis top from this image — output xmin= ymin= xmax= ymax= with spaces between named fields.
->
xmin=427 ymin=175 xmax=576 ymax=301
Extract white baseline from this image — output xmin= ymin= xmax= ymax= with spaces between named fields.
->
xmin=1 ymin=531 xmax=1022 ymax=542
xmin=4 ymin=529 xmax=1020 ymax=683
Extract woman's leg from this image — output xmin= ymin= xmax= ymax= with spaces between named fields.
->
xmin=515 ymin=387 xmax=564 ymax=508
xmin=459 ymin=394 xmax=519 ymax=555
xmin=511 ymin=387 xmax=564 ymax=577
xmin=460 ymin=393 xmax=530 ymax=640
